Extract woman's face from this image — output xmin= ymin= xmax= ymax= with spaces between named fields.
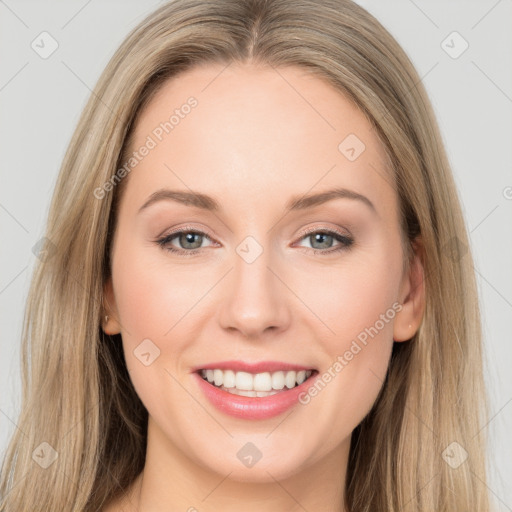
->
xmin=104 ymin=62 xmax=423 ymax=483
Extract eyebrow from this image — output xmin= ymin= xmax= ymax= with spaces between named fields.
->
xmin=138 ymin=187 xmax=377 ymax=215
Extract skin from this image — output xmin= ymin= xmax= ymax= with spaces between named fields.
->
xmin=102 ymin=62 xmax=425 ymax=512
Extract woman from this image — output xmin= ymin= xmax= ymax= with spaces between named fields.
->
xmin=0 ymin=0 xmax=491 ymax=510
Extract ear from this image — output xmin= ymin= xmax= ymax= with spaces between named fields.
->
xmin=393 ymin=237 xmax=426 ymax=342
xmin=102 ymin=276 xmax=122 ymax=335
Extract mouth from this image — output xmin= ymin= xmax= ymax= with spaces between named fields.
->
xmin=196 ymin=368 xmax=319 ymax=398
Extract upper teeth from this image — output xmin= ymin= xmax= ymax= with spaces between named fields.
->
xmin=201 ymin=369 xmax=313 ymax=391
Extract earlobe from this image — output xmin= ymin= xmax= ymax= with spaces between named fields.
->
xmin=102 ymin=276 xmax=122 ymax=335
xmin=393 ymin=238 xmax=426 ymax=342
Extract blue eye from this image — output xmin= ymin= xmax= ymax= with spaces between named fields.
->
xmin=155 ymin=228 xmax=354 ymax=257
xmin=296 ymin=229 xmax=354 ymax=254
xmin=156 ymin=229 xmax=214 ymax=256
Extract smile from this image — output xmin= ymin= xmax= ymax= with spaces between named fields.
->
xmin=194 ymin=366 xmax=319 ymax=420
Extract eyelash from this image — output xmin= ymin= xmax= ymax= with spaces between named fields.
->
xmin=155 ymin=225 xmax=354 ymax=257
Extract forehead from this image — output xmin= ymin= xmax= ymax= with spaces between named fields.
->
xmin=121 ymin=62 xmax=395 ymax=218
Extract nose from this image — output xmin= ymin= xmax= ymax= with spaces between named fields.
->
xmin=217 ymin=244 xmax=291 ymax=340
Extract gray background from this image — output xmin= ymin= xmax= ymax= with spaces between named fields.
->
xmin=1 ymin=0 xmax=511 ymax=508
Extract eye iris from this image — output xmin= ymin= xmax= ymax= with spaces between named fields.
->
xmin=180 ymin=232 xmax=202 ymax=249
xmin=311 ymin=232 xmax=333 ymax=250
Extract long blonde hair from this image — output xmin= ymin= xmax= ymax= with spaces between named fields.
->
xmin=0 ymin=0 xmax=490 ymax=510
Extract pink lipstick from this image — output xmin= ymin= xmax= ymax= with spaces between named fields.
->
xmin=192 ymin=361 xmax=318 ymax=420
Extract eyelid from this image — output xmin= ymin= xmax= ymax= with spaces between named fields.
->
xmin=157 ymin=223 xmax=216 ymax=239
xmin=295 ymin=224 xmax=351 ymax=240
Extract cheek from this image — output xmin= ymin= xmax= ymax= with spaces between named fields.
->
xmin=114 ymin=264 xmax=168 ymax=338
xmin=111 ymin=243 xmax=201 ymax=413
xmin=291 ymin=245 xmax=402 ymax=415
xmin=110 ymin=240 xmax=193 ymax=377
xmin=112 ymin=236 xmax=198 ymax=336
xmin=292 ymin=246 xmax=402 ymax=348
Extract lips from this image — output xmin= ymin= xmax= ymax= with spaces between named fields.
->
xmin=193 ymin=365 xmax=319 ymax=420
